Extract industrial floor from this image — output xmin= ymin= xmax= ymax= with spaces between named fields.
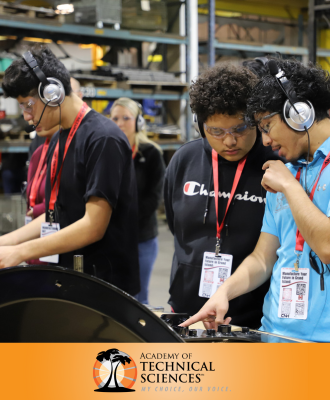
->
xmin=148 ymin=220 xmax=174 ymax=312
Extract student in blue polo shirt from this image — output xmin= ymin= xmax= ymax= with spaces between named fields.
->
xmin=182 ymin=58 xmax=330 ymax=342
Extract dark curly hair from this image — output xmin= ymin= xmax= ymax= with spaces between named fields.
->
xmin=2 ymin=44 xmax=72 ymax=99
xmin=189 ymin=63 xmax=258 ymax=123
xmin=246 ymin=58 xmax=330 ymax=125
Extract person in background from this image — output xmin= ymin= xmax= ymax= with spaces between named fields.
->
xmin=26 ymin=126 xmax=58 ymax=221
xmin=111 ymin=97 xmax=165 ymax=305
xmin=25 ymin=125 xmax=57 ymax=264
xmin=164 ymin=63 xmax=281 ymax=328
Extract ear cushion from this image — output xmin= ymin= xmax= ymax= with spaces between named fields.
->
xmin=38 ymin=77 xmax=65 ymax=107
xmin=136 ymin=114 xmax=145 ymax=132
xmin=283 ymin=100 xmax=315 ymax=132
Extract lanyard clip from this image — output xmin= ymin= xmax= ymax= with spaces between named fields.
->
xmin=215 ymin=237 xmax=221 ymax=257
xmin=48 ymin=210 xmax=54 ymax=226
xmin=203 ymin=208 xmax=208 ymax=224
xmin=294 ymin=251 xmax=301 ymax=271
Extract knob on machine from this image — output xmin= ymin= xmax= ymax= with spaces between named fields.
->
xmin=218 ymin=325 xmax=232 ymax=335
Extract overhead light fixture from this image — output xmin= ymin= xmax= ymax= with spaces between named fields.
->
xmin=141 ymin=1 xmax=150 ymax=12
xmin=55 ymin=4 xmax=74 ymax=15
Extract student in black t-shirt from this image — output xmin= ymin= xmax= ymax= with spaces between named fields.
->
xmin=164 ymin=63 xmax=281 ymax=328
xmin=110 ymin=97 xmax=165 ymax=304
xmin=0 ymin=45 xmax=140 ymax=296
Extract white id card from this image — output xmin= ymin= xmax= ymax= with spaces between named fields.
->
xmin=39 ymin=222 xmax=60 ymax=263
xmin=199 ymin=252 xmax=233 ymax=298
xmin=25 ymin=216 xmax=32 ymax=225
xmin=278 ymin=267 xmax=310 ymax=320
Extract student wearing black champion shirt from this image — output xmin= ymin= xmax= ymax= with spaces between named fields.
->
xmin=0 ymin=45 xmax=140 ymax=296
xmin=164 ymin=63 xmax=281 ymax=328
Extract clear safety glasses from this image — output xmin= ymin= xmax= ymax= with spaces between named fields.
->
xmin=203 ymin=122 xmax=249 ymax=139
xmin=18 ymin=97 xmax=37 ymax=114
xmin=257 ymin=111 xmax=280 ymax=134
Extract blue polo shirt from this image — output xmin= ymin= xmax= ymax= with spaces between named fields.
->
xmin=260 ymin=137 xmax=330 ymax=342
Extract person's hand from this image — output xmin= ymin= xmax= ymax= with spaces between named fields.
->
xmin=179 ymin=290 xmax=231 ymax=330
xmin=26 ymin=208 xmax=34 ymax=218
xmin=0 ymin=246 xmax=23 ymax=269
xmin=262 ymin=160 xmax=297 ymax=194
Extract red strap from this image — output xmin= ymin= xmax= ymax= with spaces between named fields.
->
xmin=132 ymin=144 xmax=136 ymax=159
xmin=29 ymin=138 xmax=50 ymax=208
xmin=49 ymin=102 xmax=88 ymax=211
xmin=212 ymin=149 xmax=247 ymax=240
xmin=295 ymin=151 xmax=330 ymax=252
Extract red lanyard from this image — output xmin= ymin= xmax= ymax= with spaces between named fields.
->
xmin=29 ymin=137 xmax=50 ymax=208
xmin=212 ymin=149 xmax=247 ymax=254
xmin=132 ymin=144 xmax=136 ymax=159
xmin=49 ymin=102 xmax=88 ymax=215
xmin=295 ymin=151 xmax=330 ymax=254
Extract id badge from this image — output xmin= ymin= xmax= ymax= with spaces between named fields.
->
xmin=199 ymin=252 xmax=233 ymax=298
xmin=39 ymin=222 xmax=60 ymax=263
xmin=25 ymin=216 xmax=32 ymax=225
xmin=278 ymin=267 xmax=310 ymax=320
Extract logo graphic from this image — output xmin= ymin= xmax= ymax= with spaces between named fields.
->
xmin=183 ymin=182 xmax=265 ymax=203
xmin=275 ymin=193 xmax=289 ymax=213
xmin=183 ymin=181 xmax=200 ymax=196
xmin=93 ymin=348 xmax=137 ymax=392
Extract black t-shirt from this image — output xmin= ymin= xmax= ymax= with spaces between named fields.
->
xmin=164 ymin=135 xmax=282 ymax=328
xmin=45 ymin=109 xmax=140 ymax=296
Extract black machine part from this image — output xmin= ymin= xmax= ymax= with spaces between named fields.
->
xmin=160 ymin=313 xmax=307 ymax=343
xmin=0 ymin=266 xmax=184 ymax=343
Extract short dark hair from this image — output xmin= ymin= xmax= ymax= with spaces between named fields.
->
xmin=189 ymin=63 xmax=258 ymax=123
xmin=2 ymin=44 xmax=72 ymax=99
xmin=246 ymin=58 xmax=330 ymax=125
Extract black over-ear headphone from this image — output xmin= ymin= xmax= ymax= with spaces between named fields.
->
xmin=135 ymin=101 xmax=145 ymax=132
xmin=268 ymin=59 xmax=315 ymax=132
xmin=22 ymin=51 xmax=65 ymax=107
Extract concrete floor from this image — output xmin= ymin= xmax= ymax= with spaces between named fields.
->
xmin=148 ymin=221 xmax=174 ymax=312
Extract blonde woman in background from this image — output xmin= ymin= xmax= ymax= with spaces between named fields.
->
xmin=111 ymin=98 xmax=165 ymax=304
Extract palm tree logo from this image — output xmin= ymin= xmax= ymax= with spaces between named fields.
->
xmin=93 ymin=348 xmax=137 ymax=392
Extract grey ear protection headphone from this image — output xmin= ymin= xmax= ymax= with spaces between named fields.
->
xmin=22 ymin=51 xmax=65 ymax=107
xmin=135 ymin=102 xmax=146 ymax=132
xmin=268 ymin=59 xmax=315 ymax=132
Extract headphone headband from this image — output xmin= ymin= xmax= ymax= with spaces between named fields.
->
xmin=254 ymin=56 xmax=269 ymax=66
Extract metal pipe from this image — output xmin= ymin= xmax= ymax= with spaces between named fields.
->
xmin=185 ymin=0 xmax=198 ymax=141
xmin=208 ymin=0 xmax=215 ymax=66
xmin=308 ymin=0 xmax=316 ymax=63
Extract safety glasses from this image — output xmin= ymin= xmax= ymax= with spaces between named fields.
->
xmin=18 ymin=97 xmax=37 ymax=114
xmin=257 ymin=111 xmax=280 ymax=134
xmin=203 ymin=122 xmax=249 ymax=139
